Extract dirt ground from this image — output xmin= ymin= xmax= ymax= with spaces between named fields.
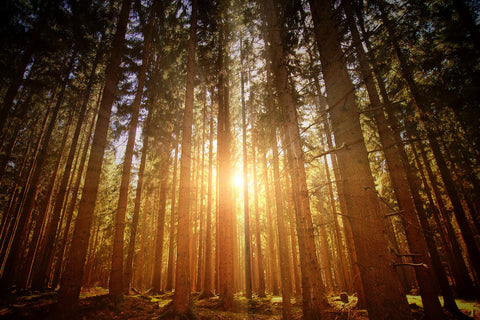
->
xmin=0 ymin=288 xmax=478 ymax=319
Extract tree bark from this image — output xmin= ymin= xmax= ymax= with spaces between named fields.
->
xmin=251 ymin=136 xmax=266 ymax=297
xmin=376 ymin=0 xmax=480 ymax=283
xmin=152 ymin=167 xmax=169 ymax=293
xmin=51 ymin=106 xmax=98 ymax=289
xmin=109 ymin=2 xmax=156 ymax=299
xmin=240 ymin=38 xmax=253 ymax=300
xmin=0 ymin=54 xmax=75 ymax=290
xmin=123 ymin=118 xmax=149 ymax=294
xmin=171 ymin=0 xmax=197 ymax=314
xmin=165 ymin=147 xmax=178 ymax=292
xmin=308 ymin=0 xmax=412 ymax=318
xmin=31 ymin=43 xmax=102 ymax=291
xmin=201 ymin=103 xmax=215 ymax=298
xmin=54 ymin=0 xmax=132 ymax=315
xmin=263 ymin=0 xmax=327 ymax=318
xmin=344 ymin=2 xmax=444 ymax=317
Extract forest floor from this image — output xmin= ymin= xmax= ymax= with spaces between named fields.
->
xmin=0 ymin=287 xmax=479 ymax=319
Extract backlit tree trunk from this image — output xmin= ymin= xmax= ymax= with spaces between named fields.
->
xmin=240 ymin=38 xmax=253 ymax=300
xmin=152 ymin=167 xmax=169 ymax=293
xmin=263 ymin=0 xmax=327 ymax=318
xmin=251 ymin=136 xmax=266 ymax=297
xmin=109 ymin=2 xmax=156 ymax=299
xmin=171 ymin=0 xmax=197 ymax=315
xmin=201 ymin=102 xmax=215 ymax=298
xmin=31 ymin=43 xmax=102 ymax=291
xmin=166 ymin=147 xmax=178 ymax=292
xmin=124 ymin=119 xmax=149 ymax=293
xmin=217 ymin=14 xmax=235 ymax=309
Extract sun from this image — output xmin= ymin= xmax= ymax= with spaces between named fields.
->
xmin=232 ymin=171 xmax=243 ymax=188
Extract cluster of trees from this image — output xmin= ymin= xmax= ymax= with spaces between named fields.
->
xmin=0 ymin=0 xmax=479 ymax=319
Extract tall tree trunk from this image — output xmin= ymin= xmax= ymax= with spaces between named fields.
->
xmin=123 ymin=117 xmax=149 ymax=294
xmin=322 ymin=153 xmax=348 ymax=292
xmin=261 ymin=150 xmax=280 ymax=295
xmin=240 ymin=38 xmax=253 ymax=300
xmin=251 ymin=137 xmax=266 ymax=298
xmin=171 ymin=0 xmax=197 ymax=315
xmin=54 ymin=0 xmax=132 ymax=315
xmin=216 ymin=6 xmax=235 ymax=310
xmin=109 ymin=2 xmax=156 ymax=299
xmin=376 ymin=0 xmax=480 ymax=283
xmin=271 ymin=131 xmax=292 ymax=319
xmin=152 ymin=168 xmax=169 ymax=293
xmin=165 ymin=147 xmax=178 ymax=292
xmin=21 ymin=108 xmax=74 ymax=289
xmin=308 ymin=0 xmax=412 ymax=319
xmin=51 ymin=107 xmax=98 ymax=289
xmin=201 ymin=103 xmax=215 ymax=298
xmin=31 ymin=45 xmax=102 ymax=291
xmin=263 ymin=0 xmax=327 ymax=318
xmin=343 ymin=2 xmax=444 ymax=317
xmin=196 ymin=100 xmax=207 ymax=292
xmin=0 ymin=54 xmax=75 ymax=290
xmin=284 ymin=178 xmax=301 ymax=296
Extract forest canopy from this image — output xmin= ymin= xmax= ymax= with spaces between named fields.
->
xmin=0 ymin=0 xmax=479 ymax=319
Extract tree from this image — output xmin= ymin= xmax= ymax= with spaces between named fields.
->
xmin=262 ymin=0 xmax=327 ymax=318
xmin=308 ymin=0 xmax=412 ymax=318
xmin=170 ymin=0 xmax=197 ymax=315
xmin=342 ymin=1 xmax=444 ymax=318
xmin=109 ymin=0 xmax=156 ymax=300
xmin=53 ymin=0 xmax=132 ymax=315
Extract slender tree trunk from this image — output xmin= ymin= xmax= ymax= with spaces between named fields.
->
xmin=31 ymin=46 xmax=102 ymax=290
xmin=1 ymin=54 xmax=75 ymax=289
xmin=196 ymin=101 xmax=207 ymax=292
xmin=284 ymin=178 xmax=301 ymax=296
xmin=171 ymin=0 xmax=197 ymax=314
xmin=240 ymin=38 xmax=253 ymax=300
xmin=54 ymin=0 xmax=132 ymax=315
xmin=271 ymin=131 xmax=292 ymax=319
xmin=308 ymin=0 xmax=412 ymax=319
xmin=152 ymin=168 xmax=169 ymax=293
xmin=316 ymin=199 xmax=334 ymax=291
xmin=261 ymin=150 xmax=280 ymax=295
xmin=51 ymin=107 xmax=98 ymax=289
xmin=109 ymin=2 xmax=156 ymax=299
xmin=201 ymin=104 xmax=215 ymax=298
xmin=21 ymin=108 xmax=74 ymax=289
xmin=123 ymin=118 xmax=149 ymax=294
xmin=263 ymin=0 xmax=327 ymax=318
xmin=323 ymin=153 xmax=349 ymax=292
xmin=343 ymin=2 xmax=444 ymax=317
xmin=190 ymin=142 xmax=199 ymax=291
xmin=165 ymin=147 xmax=178 ymax=292
xmin=216 ymin=8 xmax=235 ymax=310
xmin=251 ymin=137 xmax=266 ymax=298
xmin=376 ymin=0 xmax=480 ymax=283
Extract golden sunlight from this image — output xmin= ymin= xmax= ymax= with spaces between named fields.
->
xmin=232 ymin=170 xmax=243 ymax=188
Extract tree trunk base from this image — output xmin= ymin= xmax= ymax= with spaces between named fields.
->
xmin=159 ymin=303 xmax=198 ymax=320
xmin=198 ymin=290 xmax=215 ymax=300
